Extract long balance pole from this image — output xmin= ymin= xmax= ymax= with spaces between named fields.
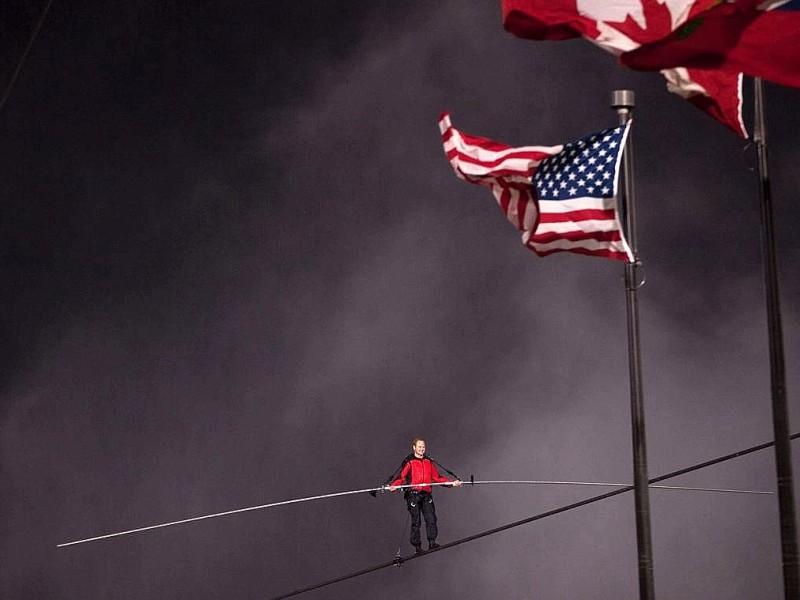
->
xmin=753 ymin=77 xmax=799 ymax=599
xmin=611 ymin=89 xmax=655 ymax=600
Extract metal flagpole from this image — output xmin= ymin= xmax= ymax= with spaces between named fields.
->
xmin=611 ymin=89 xmax=655 ymax=600
xmin=753 ymin=77 xmax=800 ymax=599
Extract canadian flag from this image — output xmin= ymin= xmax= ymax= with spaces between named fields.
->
xmin=621 ymin=0 xmax=800 ymax=91
xmin=502 ymin=0 xmax=747 ymax=137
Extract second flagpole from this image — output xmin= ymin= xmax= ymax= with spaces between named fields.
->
xmin=611 ymin=89 xmax=656 ymax=600
xmin=753 ymin=77 xmax=799 ymax=600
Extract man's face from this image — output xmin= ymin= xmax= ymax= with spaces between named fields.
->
xmin=413 ymin=440 xmax=426 ymax=457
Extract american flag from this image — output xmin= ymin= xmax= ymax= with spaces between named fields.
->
xmin=440 ymin=112 xmax=634 ymax=262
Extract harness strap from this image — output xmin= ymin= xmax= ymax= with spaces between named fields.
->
xmin=370 ymin=453 xmax=460 ymax=498
xmin=426 ymin=454 xmax=460 ymax=481
xmin=369 ymin=454 xmax=414 ymax=497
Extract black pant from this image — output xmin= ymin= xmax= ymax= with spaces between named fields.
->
xmin=406 ymin=491 xmax=438 ymax=548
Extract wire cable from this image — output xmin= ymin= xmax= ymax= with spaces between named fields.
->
xmin=0 ymin=0 xmax=54 ymax=115
xmin=267 ymin=433 xmax=799 ymax=600
xmin=471 ymin=481 xmax=772 ymax=495
xmin=393 ymin=511 xmax=411 ymax=562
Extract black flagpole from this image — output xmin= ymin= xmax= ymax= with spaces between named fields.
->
xmin=611 ymin=90 xmax=655 ymax=600
xmin=753 ymin=77 xmax=799 ymax=599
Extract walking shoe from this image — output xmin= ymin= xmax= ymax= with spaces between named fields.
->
xmin=414 ymin=546 xmax=424 ymax=555
xmin=428 ymin=542 xmax=440 ymax=551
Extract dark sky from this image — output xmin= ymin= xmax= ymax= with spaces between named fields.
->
xmin=2 ymin=2 xmax=799 ymax=598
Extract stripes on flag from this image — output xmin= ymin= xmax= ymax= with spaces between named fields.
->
xmin=439 ymin=112 xmax=634 ymax=262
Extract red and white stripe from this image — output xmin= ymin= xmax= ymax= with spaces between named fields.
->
xmin=439 ymin=112 xmax=633 ymax=262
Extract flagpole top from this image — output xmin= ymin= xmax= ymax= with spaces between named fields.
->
xmin=611 ymin=90 xmax=635 ymax=110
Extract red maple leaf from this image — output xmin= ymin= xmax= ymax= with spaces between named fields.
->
xmin=603 ymin=0 xmax=723 ymax=44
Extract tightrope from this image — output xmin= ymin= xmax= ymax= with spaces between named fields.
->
xmin=267 ymin=432 xmax=800 ymax=599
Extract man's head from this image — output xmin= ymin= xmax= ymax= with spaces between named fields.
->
xmin=412 ymin=438 xmax=426 ymax=458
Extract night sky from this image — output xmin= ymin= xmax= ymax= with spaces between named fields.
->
xmin=2 ymin=2 xmax=799 ymax=599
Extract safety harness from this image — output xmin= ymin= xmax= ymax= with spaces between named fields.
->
xmin=369 ymin=453 xmax=460 ymax=497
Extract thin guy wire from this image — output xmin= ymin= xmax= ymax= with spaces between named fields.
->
xmin=0 ymin=0 xmax=54 ymax=114
xmin=394 ymin=511 xmax=410 ymax=559
xmin=472 ymin=481 xmax=772 ymax=495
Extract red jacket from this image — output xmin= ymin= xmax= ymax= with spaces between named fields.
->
xmin=391 ymin=456 xmax=451 ymax=493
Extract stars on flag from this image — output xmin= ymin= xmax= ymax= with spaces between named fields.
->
xmin=439 ymin=111 xmax=634 ymax=262
xmin=533 ymin=125 xmax=627 ymax=201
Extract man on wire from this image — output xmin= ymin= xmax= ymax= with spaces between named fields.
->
xmin=387 ymin=438 xmax=462 ymax=554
